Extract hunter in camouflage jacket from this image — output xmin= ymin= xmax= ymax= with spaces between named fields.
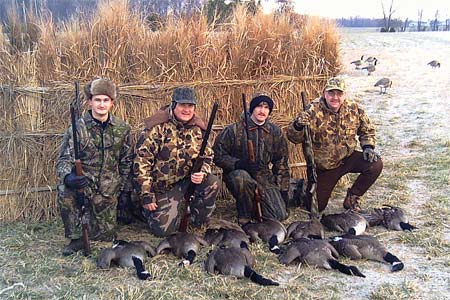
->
xmin=287 ymin=96 xmax=376 ymax=170
xmin=133 ymin=105 xmax=219 ymax=236
xmin=213 ymin=112 xmax=290 ymax=221
xmin=56 ymin=110 xmax=133 ymax=240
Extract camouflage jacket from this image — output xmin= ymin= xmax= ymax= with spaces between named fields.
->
xmin=134 ymin=107 xmax=213 ymax=198
xmin=213 ymin=114 xmax=290 ymax=192
xmin=287 ymin=97 xmax=376 ymax=170
xmin=56 ymin=111 xmax=133 ymax=198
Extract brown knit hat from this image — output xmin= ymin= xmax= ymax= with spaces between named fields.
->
xmin=84 ymin=78 xmax=117 ymax=100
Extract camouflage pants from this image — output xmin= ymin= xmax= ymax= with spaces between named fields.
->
xmin=57 ymin=184 xmax=118 ymax=241
xmin=142 ymin=173 xmax=219 ymax=237
xmin=223 ymin=170 xmax=288 ymax=221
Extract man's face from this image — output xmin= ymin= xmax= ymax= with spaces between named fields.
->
xmin=89 ymin=95 xmax=113 ymax=120
xmin=324 ymin=89 xmax=346 ymax=112
xmin=173 ymin=103 xmax=195 ymax=123
xmin=251 ymin=102 xmax=270 ymax=123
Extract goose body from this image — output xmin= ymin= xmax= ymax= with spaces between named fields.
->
xmin=242 ymin=217 xmax=287 ymax=253
xmin=321 ymin=211 xmax=367 ymax=235
xmin=156 ymin=232 xmax=208 ymax=265
xmin=362 ymin=60 xmax=377 ymax=75
xmin=330 ymin=234 xmax=404 ymax=272
xmin=362 ymin=205 xmax=416 ymax=231
xmin=279 ymin=238 xmax=365 ymax=277
xmin=286 ymin=218 xmax=325 ymax=240
xmin=428 ymin=60 xmax=440 ymax=68
xmin=351 ymin=55 xmax=365 ymax=69
xmin=374 ymin=78 xmax=392 ymax=94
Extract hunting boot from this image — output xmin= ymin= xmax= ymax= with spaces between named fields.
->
xmin=343 ymin=189 xmax=362 ymax=211
xmin=62 ymin=238 xmax=84 ymax=256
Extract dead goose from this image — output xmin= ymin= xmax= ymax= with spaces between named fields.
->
xmin=97 ymin=240 xmax=156 ymax=280
xmin=205 ymin=245 xmax=279 ymax=286
xmin=156 ymin=232 xmax=208 ymax=266
xmin=279 ymin=238 xmax=365 ymax=277
xmin=330 ymin=234 xmax=404 ymax=272
xmin=205 ymin=228 xmax=250 ymax=249
xmin=362 ymin=205 xmax=417 ymax=231
xmin=286 ymin=217 xmax=325 ymax=240
xmin=427 ymin=60 xmax=441 ymax=68
xmin=374 ymin=78 xmax=392 ymax=94
xmin=351 ymin=55 xmax=365 ymax=69
xmin=242 ymin=217 xmax=287 ymax=254
xmin=362 ymin=59 xmax=377 ymax=75
xmin=321 ymin=210 xmax=367 ymax=235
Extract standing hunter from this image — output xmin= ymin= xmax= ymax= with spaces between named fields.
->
xmin=213 ymin=93 xmax=290 ymax=223
xmin=56 ymin=78 xmax=133 ymax=255
xmin=287 ymin=77 xmax=383 ymax=212
xmin=133 ymin=87 xmax=219 ymax=237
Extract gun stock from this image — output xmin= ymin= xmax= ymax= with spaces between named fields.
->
xmin=71 ymin=81 xmax=91 ymax=255
xmin=300 ymin=92 xmax=319 ymax=218
xmin=179 ymin=102 xmax=219 ymax=232
xmin=242 ymin=94 xmax=263 ymax=222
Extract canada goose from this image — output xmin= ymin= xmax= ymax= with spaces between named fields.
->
xmin=286 ymin=217 xmax=325 ymax=240
xmin=364 ymin=56 xmax=377 ymax=64
xmin=279 ymin=238 xmax=365 ymax=277
xmin=330 ymin=234 xmax=404 ymax=272
xmin=362 ymin=205 xmax=417 ymax=231
xmin=351 ymin=55 xmax=364 ymax=69
xmin=374 ymin=78 xmax=392 ymax=94
xmin=242 ymin=217 xmax=287 ymax=254
xmin=205 ymin=245 xmax=279 ymax=286
xmin=97 ymin=240 xmax=156 ymax=280
xmin=321 ymin=210 xmax=367 ymax=235
xmin=427 ymin=60 xmax=441 ymax=68
xmin=362 ymin=59 xmax=377 ymax=75
xmin=156 ymin=232 xmax=209 ymax=266
xmin=205 ymin=228 xmax=251 ymax=249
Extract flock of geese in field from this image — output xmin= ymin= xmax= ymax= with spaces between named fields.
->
xmin=350 ymin=55 xmax=441 ymax=94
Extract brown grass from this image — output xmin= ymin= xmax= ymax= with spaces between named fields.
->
xmin=0 ymin=0 xmax=340 ymax=221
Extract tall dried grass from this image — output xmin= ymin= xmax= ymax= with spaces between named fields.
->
xmin=0 ymin=0 xmax=341 ymax=221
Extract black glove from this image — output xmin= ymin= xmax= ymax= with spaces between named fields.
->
xmin=117 ymin=191 xmax=131 ymax=210
xmin=363 ymin=146 xmax=381 ymax=163
xmin=64 ymin=171 xmax=89 ymax=189
xmin=117 ymin=191 xmax=133 ymax=225
xmin=281 ymin=191 xmax=290 ymax=206
xmin=235 ymin=159 xmax=260 ymax=173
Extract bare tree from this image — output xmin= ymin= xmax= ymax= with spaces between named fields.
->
xmin=402 ymin=17 xmax=409 ymax=32
xmin=417 ymin=9 xmax=423 ymax=31
xmin=432 ymin=9 xmax=439 ymax=31
xmin=381 ymin=0 xmax=396 ymax=31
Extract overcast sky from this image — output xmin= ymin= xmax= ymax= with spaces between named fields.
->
xmin=262 ymin=0 xmax=450 ymax=20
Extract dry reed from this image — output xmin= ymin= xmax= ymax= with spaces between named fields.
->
xmin=0 ymin=0 xmax=341 ymax=221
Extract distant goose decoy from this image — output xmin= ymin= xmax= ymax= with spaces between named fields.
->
xmin=362 ymin=59 xmax=377 ymax=75
xmin=330 ymin=234 xmax=404 ymax=272
xmin=321 ymin=210 xmax=367 ymax=235
xmin=374 ymin=78 xmax=392 ymax=94
xmin=427 ymin=60 xmax=440 ymax=68
xmin=351 ymin=55 xmax=364 ymax=69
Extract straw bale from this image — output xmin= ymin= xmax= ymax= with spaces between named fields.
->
xmin=0 ymin=1 xmax=341 ymax=221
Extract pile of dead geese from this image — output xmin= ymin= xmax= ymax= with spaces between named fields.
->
xmin=96 ymin=205 xmax=416 ymax=285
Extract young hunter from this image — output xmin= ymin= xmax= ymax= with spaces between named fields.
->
xmin=287 ymin=77 xmax=383 ymax=212
xmin=133 ymin=87 xmax=219 ymax=237
xmin=213 ymin=93 xmax=290 ymax=223
xmin=56 ymin=78 xmax=134 ymax=255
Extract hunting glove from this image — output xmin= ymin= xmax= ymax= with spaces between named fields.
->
xmin=64 ymin=171 xmax=89 ymax=189
xmin=117 ymin=191 xmax=133 ymax=225
xmin=117 ymin=191 xmax=132 ymax=210
xmin=281 ymin=191 xmax=290 ymax=206
xmin=142 ymin=193 xmax=156 ymax=205
xmin=363 ymin=146 xmax=381 ymax=163
xmin=294 ymin=113 xmax=310 ymax=130
xmin=235 ymin=159 xmax=260 ymax=173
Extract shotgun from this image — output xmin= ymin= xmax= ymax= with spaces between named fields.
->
xmin=179 ymin=101 xmax=219 ymax=232
xmin=300 ymin=91 xmax=319 ymax=218
xmin=70 ymin=81 xmax=91 ymax=255
xmin=242 ymin=93 xmax=263 ymax=222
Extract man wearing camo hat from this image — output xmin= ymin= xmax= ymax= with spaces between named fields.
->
xmin=133 ymin=87 xmax=219 ymax=237
xmin=287 ymin=76 xmax=383 ymax=212
xmin=56 ymin=78 xmax=133 ymax=255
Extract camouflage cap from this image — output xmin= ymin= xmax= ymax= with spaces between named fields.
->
xmin=324 ymin=77 xmax=346 ymax=92
xmin=172 ymin=87 xmax=197 ymax=105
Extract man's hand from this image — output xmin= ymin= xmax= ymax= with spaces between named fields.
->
xmin=191 ymin=172 xmax=205 ymax=184
xmin=64 ymin=171 xmax=89 ymax=189
xmin=142 ymin=195 xmax=158 ymax=211
xmin=235 ymin=159 xmax=260 ymax=173
xmin=363 ymin=147 xmax=381 ymax=163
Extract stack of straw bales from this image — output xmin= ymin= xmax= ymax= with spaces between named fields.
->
xmin=0 ymin=0 xmax=341 ymax=221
